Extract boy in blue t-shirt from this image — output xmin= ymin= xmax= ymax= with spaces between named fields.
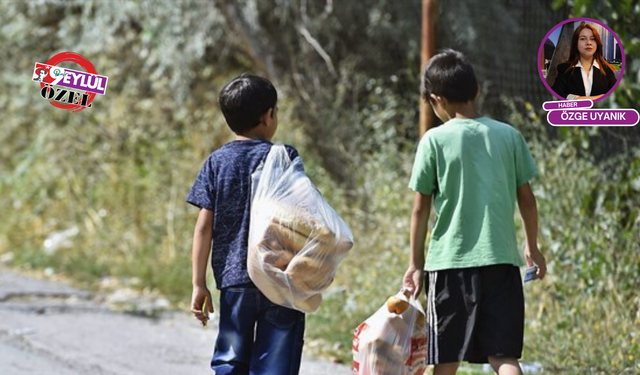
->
xmin=403 ymin=50 xmax=547 ymax=375
xmin=187 ymin=74 xmax=304 ymax=375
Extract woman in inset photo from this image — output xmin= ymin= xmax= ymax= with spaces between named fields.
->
xmin=551 ymin=23 xmax=617 ymax=100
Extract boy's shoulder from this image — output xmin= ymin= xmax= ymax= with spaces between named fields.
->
xmin=206 ymin=140 xmax=299 ymax=164
xmin=476 ymin=116 xmax=520 ymax=133
xmin=428 ymin=117 xmax=519 ymax=138
xmin=208 ymin=139 xmax=266 ymax=158
xmin=423 ymin=117 xmax=524 ymax=152
xmin=479 ymin=118 xmax=526 ymax=145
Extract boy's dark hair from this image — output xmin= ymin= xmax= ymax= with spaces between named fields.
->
xmin=422 ymin=49 xmax=478 ymax=103
xmin=218 ymin=74 xmax=277 ymax=134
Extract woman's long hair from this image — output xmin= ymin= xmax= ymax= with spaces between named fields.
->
xmin=564 ymin=23 xmax=615 ymax=74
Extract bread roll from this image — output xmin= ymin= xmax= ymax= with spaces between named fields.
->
xmin=386 ymin=296 xmax=410 ymax=314
xmin=247 ymin=246 xmax=287 ymax=305
xmin=261 ymin=223 xmax=304 ymax=252
xmin=292 ymin=274 xmax=334 ymax=293
xmin=259 ymin=234 xmax=281 ymax=251
xmin=263 ymin=248 xmax=294 ymax=271
xmin=335 ymin=239 xmax=354 ymax=254
xmin=286 ymin=255 xmax=336 ymax=291
xmin=263 ymin=199 xmax=334 ymax=242
xmin=292 ymin=293 xmax=322 ymax=312
xmin=259 ymin=199 xmax=352 ymax=256
xmin=257 ymin=225 xmax=299 ymax=271
xmin=276 ymin=224 xmax=309 ymax=253
xmin=274 ymin=212 xmax=332 ymax=239
xmin=361 ymin=339 xmax=404 ymax=375
xmin=249 ymin=198 xmax=353 ymax=312
xmin=312 ymin=239 xmax=354 ymax=258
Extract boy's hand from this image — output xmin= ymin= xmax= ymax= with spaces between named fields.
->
xmin=525 ymin=245 xmax=547 ymax=280
xmin=403 ymin=266 xmax=425 ymax=298
xmin=191 ymin=286 xmax=213 ymax=326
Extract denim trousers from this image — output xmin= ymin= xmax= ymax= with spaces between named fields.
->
xmin=211 ymin=284 xmax=305 ymax=375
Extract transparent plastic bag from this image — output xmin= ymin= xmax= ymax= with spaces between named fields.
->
xmin=248 ymin=144 xmax=354 ymax=313
xmin=353 ymin=291 xmax=427 ymax=375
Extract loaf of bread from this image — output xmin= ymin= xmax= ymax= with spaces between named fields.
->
xmin=286 ymin=255 xmax=336 ymax=292
xmin=353 ymin=298 xmax=427 ymax=375
xmin=356 ymin=339 xmax=404 ymax=375
xmin=248 ymin=199 xmax=353 ymax=312
xmin=255 ymin=199 xmax=353 ymax=252
xmin=292 ymin=293 xmax=323 ymax=312
xmin=386 ymin=295 xmax=410 ymax=314
xmin=263 ymin=222 xmax=308 ymax=253
xmin=274 ymin=212 xmax=332 ymax=241
xmin=263 ymin=248 xmax=294 ymax=271
xmin=247 ymin=248 xmax=287 ymax=305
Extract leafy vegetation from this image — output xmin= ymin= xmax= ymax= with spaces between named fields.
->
xmin=1 ymin=1 xmax=638 ymax=373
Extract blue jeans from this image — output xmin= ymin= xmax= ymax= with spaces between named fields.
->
xmin=211 ymin=284 xmax=305 ymax=375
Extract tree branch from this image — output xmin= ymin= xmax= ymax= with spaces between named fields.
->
xmin=297 ymin=24 xmax=338 ymax=78
xmin=212 ymin=0 xmax=279 ymax=81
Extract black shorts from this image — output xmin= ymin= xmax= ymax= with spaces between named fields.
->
xmin=424 ymin=264 xmax=524 ymax=364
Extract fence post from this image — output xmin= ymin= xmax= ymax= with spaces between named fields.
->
xmin=420 ymin=0 xmax=437 ymax=135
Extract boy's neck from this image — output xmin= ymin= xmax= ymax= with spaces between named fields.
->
xmin=235 ymin=134 xmax=269 ymax=141
xmin=235 ymin=128 xmax=272 ymax=142
xmin=445 ymin=102 xmax=481 ymax=121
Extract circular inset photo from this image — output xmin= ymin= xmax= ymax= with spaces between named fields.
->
xmin=538 ymin=18 xmax=624 ymax=102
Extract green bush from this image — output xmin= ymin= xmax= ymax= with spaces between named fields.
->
xmin=1 ymin=1 xmax=639 ymax=373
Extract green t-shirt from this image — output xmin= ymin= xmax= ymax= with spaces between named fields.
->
xmin=409 ymin=117 xmax=537 ymax=271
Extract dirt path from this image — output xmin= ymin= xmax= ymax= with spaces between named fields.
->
xmin=0 ymin=268 xmax=351 ymax=375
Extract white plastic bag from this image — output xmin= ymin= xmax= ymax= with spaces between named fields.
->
xmin=353 ymin=291 xmax=427 ymax=375
xmin=248 ymin=144 xmax=354 ymax=313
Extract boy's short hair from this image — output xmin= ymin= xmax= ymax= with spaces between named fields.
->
xmin=422 ymin=49 xmax=479 ymax=103
xmin=219 ymin=74 xmax=277 ymax=134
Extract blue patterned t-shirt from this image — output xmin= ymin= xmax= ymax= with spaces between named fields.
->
xmin=186 ymin=140 xmax=300 ymax=289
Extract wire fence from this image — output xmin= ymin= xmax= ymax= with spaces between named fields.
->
xmin=436 ymin=0 xmax=569 ymax=116
xmin=436 ymin=0 xmax=639 ymax=157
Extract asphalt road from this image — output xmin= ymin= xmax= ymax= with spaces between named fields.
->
xmin=0 ymin=268 xmax=352 ymax=375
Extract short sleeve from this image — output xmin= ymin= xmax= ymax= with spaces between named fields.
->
xmin=186 ymin=157 xmax=215 ymax=210
xmin=514 ymin=132 xmax=537 ymax=187
xmin=285 ymin=144 xmax=304 ymax=172
xmin=409 ymin=134 xmax=437 ymax=195
xmin=284 ymin=145 xmax=299 ymax=160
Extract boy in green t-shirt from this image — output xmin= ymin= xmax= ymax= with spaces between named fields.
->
xmin=403 ymin=49 xmax=547 ymax=375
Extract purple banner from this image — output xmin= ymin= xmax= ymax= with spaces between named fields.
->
xmin=543 ymin=99 xmax=593 ymax=111
xmin=34 ymin=62 xmax=108 ymax=95
xmin=547 ymin=109 xmax=639 ymax=126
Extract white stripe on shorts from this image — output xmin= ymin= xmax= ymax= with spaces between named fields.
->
xmin=426 ymin=274 xmax=433 ymax=363
xmin=427 ymin=271 xmax=439 ymax=364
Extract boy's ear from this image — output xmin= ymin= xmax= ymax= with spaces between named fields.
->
xmin=259 ymin=108 xmax=272 ymax=125
xmin=430 ymin=93 xmax=445 ymax=106
xmin=475 ymin=84 xmax=482 ymax=100
xmin=262 ymin=107 xmax=275 ymax=122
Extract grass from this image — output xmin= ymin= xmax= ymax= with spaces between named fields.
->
xmin=1 ymin=107 xmax=639 ymax=373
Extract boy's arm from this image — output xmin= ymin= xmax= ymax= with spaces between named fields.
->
xmin=403 ymin=192 xmax=432 ymax=297
xmin=190 ymin=208 xmax=214 ymax=325
xmin=517 ymin=183 xmax=547 ymax=280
